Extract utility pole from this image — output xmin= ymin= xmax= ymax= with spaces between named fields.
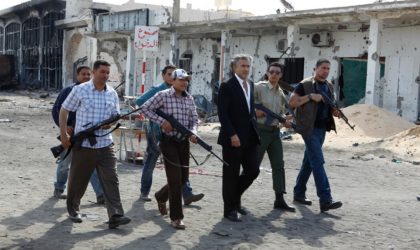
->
xmin=170 ymin=0 xmax=180 ymax=66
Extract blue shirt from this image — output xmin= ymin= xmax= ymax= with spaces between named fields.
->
xmin=52 ymin=82 xmax=80 ymax=127
xmin=315 ymin=82 xmax=332 ymax=128
xmin=136 ymin=82 xmax=170 ymax=140
xmin=62 ymin=80 xmax=120 ymax=148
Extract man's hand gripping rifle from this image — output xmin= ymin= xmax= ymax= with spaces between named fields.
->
xmin=155 ymin=109 xmax=229 ymax=166
xmin=51 ymin=107 xmax=142 ymax=161
xmin=254 ymin=103 xmax=298 ymax=131
xmin=316 ymin=89 xmax=355 ymax=130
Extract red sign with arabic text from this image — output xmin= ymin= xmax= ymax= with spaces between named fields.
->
xmin=134 ymin=26 xmax=159 ymax=51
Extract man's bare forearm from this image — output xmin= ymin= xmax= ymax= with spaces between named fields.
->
xmin=59 ymin=108 xmax=69 ymax=138
xmin=289 ymin=93 xmax=311 ymax=108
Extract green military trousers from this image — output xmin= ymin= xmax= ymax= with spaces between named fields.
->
xmin=256 ymin=127 xmax=286 ymax=194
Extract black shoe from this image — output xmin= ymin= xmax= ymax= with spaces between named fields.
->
xmin=108 ymin=215 xmax=131 ymax=229
xmin=236 ymin=207 xmax=248 ymax=215
xmin=69 ymin=213 xmax=82 ymax=223
xmin=274 ymin=200 xmax=296 ymax=212
xmin=184 ymin=193 xmax=205 ymax=205
xmin=417 ymin=196 xmax=420 ymax=201
xmin=224 ymin=210 xmax=241 ymax=222
xmin=294 ymin=196 xmax=312 ymax=206
xmin=320 ymin=201 xmax=343 ymax=212
xmin=96 ymin=195 xmax=105 ymax=205
xmin=53 ymin=189 xmax=67 ymax=199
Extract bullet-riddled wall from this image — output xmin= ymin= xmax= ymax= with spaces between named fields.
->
xmin=155 ymin=25 xmax=419 ymax=121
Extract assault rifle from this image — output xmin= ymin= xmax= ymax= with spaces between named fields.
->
xmin=51 ymin=107 xmax=142 ymax=161
xmin=155 ymin=109 xmax=229 ymax=166
xmin=316 ymin=90 xmax=355 ymax=130
xmin=254 ymin=103 xmax=298 ymax=131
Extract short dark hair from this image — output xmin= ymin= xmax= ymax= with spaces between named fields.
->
xmin=263 ymin=62 xmax=284 ymax=80
xmin=162 ymin=64 xmax=176 ymax=75
xmin=93 ymin=60 xmax=111 ymax=70
xmin=76 ymin=65 xmax=90 ymax=75
xmin=315 ymin=58 xmax=330 ymax=68
xmin=267 ymin=62 xmax=284 ymax=72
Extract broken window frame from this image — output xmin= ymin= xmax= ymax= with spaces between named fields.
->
xmin=22 ymin=17 xmax=41 ymax=86
xmin=5 ymin=22 xmax=20 ymax=57
xmin=41 ymin=11 xmax=64 ymax=89
xmin=4 ymin=22 xmax=20 ymax=82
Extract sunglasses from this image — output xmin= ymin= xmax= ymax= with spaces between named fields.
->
xmin=268 ymin=71 xmax=282 ymax=75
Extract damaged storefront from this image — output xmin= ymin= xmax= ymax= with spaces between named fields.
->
xmin=0 ymin=0 xmax=65 ymax=89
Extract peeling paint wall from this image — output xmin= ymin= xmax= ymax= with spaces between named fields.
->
xmin=185 ymin=38 xmax=218 ymax=101
xmin=97 ymin=39 xmax=127 ymax=85
xmin=381 ymin=25 xmax=420 ymax=121
xmin=63 ymin=28 xmax=97 ymax=86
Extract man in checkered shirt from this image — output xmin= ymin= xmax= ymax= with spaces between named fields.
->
xmin=59 ymin=60 xmax=131 ymax=229
xmin=140 ymin=68 xmax=198 ymax=230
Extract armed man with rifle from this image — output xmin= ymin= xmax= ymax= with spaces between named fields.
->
xmin=51 ymin=65 xmax=104 ymax=204
xmin=254 ymin=62 xmax=295 ymax=212
xmin=288 ymin=58 xmax=343 ymax=213
xmin=59 ymin=60 xmax=131 ymax=228
xmin=140 ymin=68 xmax=198 ymax=230
xmin=135 ymin=64 xmax=204 ymax=206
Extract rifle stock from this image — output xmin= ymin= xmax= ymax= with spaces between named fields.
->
xmin=155 ymin=109 xmax=228 ymax=166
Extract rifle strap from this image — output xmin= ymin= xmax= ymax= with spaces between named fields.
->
xmin=95 ymin=123 xmax=122 ymax=138
xmin=161 ymin=153 xmax=212 ymax=168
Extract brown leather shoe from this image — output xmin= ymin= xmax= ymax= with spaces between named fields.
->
xmin=155 ymin=193 xmax=167 ymax=215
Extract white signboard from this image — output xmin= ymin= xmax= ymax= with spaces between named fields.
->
xmin=134 ymin=26 xmax=159 ymax=51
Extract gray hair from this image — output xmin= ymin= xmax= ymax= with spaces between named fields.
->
xmin=230 ymin=54 xmax=253 ymax=68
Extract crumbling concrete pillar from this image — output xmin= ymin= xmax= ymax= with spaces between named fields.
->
xmin=287 ymin=24 xmax=299 ymax=57
xmin=169 ymin=32 xmax=178 ymax=66
xmin=365 ymin=18 xmax=383 ymax=106
xmin=125 ymin=36 xmax=135 ymax=96
xmin=220 ymin=30 xmax=231 ymax=84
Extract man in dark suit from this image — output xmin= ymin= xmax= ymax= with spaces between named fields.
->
xmin=217 ymin=54 xmax=260 ymax=222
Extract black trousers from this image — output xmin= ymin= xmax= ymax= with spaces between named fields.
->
xmin=222 ymin=143 xmax=259 ymax=216
xmin=155 ymin=136 xmax=189 ymax=221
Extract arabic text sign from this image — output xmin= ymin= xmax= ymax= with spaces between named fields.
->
xmin=134 ymin=26 xmax=159 ymax=51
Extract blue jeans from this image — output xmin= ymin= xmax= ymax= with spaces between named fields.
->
xmin=293 ymin=127 xmax=332 ymax=204
xmin=140 ymin=125 xmax=194 ymax=199
xmin=54 ymin=150 xmax=104 ymax=197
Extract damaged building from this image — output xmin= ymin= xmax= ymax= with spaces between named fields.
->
xmin=0 ymin=0 xmax=65 ymax=89
xmin=0 ymin=0 xmax=419 ymax=122
xmin=154 ymin=0 xmax=420 ymax=122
